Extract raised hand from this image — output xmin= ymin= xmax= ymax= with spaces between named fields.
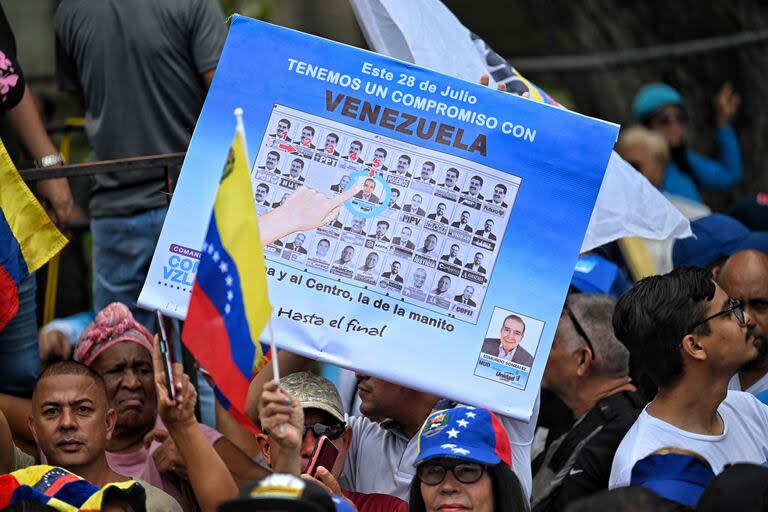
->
xmin=714 ymin=81 xmax=741 ymax=126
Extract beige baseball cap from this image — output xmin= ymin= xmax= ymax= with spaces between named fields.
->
xmin=280 ymin=371 xmax=345 ymax=424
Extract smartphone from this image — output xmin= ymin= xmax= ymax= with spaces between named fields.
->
xmin=155 ymin=311 xmax=176 ymax=401
xmin=304 ymin=435 xmax=339 ymax=477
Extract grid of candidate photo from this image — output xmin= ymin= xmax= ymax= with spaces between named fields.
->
xmin=249 ymin=105 xmax=521 ymax=324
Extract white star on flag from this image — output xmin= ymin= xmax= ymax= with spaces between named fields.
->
xmin=440 ymin=443 xmax=457 ymax=449
xmin=466 ymin=412 xmax=476 ymax=419
xmin=212 ymin=251 xmax=220 ymax=262
xmin=219 ymin=262 xmax=228 ymax=273
xmin=446 ymin=428 xmax=459 ymax=439
xmin=451 ymin=447 xmax=470 ymax=456
xmin=457 ymin=419 xmax=469 ymax=428
xmin=207 ymin=245 xmax=214 ymax=255
xmin=224 ymin=304 xmax=231 ymax=315
xmin=202 ymin=242 xmax=208 ymax=252
xmin=227 ymin=290 xmax=234 ymax=301
xmin=225 ymin=275 xmax=233 ymax=287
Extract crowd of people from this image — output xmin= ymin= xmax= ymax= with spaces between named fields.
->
xmin=2 ymin=1 xmax=767 ymax=511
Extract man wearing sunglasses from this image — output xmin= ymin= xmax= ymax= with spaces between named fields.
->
xmin=609 ymin=267 xmax=768 ymax=488
xmin=533 ymin=294 xmax=644 ymax=511
xmin=255 ymin=372 xmax=408 ymax=512
xmin=633 ymin=82 xmax=743 ymax=204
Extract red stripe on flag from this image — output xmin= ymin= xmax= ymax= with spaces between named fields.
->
xmin=183 ymin=283 xmax=253 ymax=412
xmin=43 ymin=473 xmax=81 ymax=497
xmin=490 ymin=411 xmax=512 ymax=467
xmin=0 ymin=265 xmax=19 ymax=331
xmin=0 ymin=475 xmax=20 ymax=509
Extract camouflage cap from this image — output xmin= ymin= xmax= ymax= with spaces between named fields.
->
xmin=280 ymin=371 xmax=345 ymax=424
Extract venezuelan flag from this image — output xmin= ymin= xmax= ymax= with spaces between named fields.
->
xmin=0 ymin=465 xmax=144 ymax=512
xmin=182 ymin=123 xmax=272 ymax=418
xmin=0 ymin=140 xmax=67 ymax=330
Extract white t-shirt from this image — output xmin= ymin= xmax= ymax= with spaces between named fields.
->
xmin=609 ymin=390 xmax=768 ymax=488
xmin=728 ymin=372 xmax=768 ymax=395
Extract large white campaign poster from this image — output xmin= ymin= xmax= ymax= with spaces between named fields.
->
xmin=139 ymin=16 xmax=619 ymax=420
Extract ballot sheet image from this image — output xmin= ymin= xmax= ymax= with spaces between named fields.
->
xmin=138 ymin=16 xmax=619 ymax=420
xmin=254 ymin=105 xmax=520 ymax=324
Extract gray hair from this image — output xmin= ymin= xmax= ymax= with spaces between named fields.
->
xmin=564 ymin=294 xmax=629 ymax=377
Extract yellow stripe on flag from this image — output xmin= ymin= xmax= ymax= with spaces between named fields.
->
xmin=0 ymin=139 xmax=67 ymax=273
xmin=213 ymin=130 xmax=272 ymax=348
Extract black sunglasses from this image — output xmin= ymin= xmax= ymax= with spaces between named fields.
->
xmin=688 ymin=298 xmax=746 ymax=334
xmin=564 ymin=304 xmax=596 ymax=355
xmin=417 ymin=462 xmax=486 ymax=486
xmin=302 ymin=422 xmax=346 ymax=440
xmin=653 ymin=111 xmax=687 ymax=126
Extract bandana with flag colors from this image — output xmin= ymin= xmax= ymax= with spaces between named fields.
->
xmin=182 ymin=123 xmax=272 ymax=423
xmin=0 ymin=465 xmax=145 ymax=512
xmin=0 ymin=140 xmax=67 ymax=330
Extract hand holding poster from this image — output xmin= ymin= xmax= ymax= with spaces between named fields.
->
xmin=139 ymin=16 xmax=618 ymax=420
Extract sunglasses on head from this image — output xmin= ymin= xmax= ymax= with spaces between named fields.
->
xmin=564 ymin=304 xmax=596 ymax=355
xmin=417 ymin=462 xmax=486 ymax=486
xmin=302 ymin=422 xmax=346 ymax=440
xmin=653 ymin=110 xmax=687 ymax=126
xmin=687 ymin=297 xmax=746 ymax=334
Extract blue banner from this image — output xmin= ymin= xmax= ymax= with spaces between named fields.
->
xmin=139 ymin=15 xmax=618 ymax=420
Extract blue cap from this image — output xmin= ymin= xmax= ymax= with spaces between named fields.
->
xmin=672 ymin=214 xmax=768 ymax=268
xmin=631 ymin=453 xmax=715 ymax=506
xmin=414 ymin=405 xmax=511 ymax=467
xmin=571 ymin=255 xmax=631 ymax=297
xmin=633 ymin=83 xmax=684 ymax=121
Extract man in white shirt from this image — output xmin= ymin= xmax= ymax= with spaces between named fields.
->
xmin=718 ymin=249 xmax=768 ymax=395
xmin=609 ymin=267 xmax=768 ymax=488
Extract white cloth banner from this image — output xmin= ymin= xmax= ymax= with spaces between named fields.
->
xmin=349 ymin=0 xmax=692 ymax=252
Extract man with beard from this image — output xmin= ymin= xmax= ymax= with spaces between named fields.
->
xmin=388 ymin=188 xmax=401 ymax=210
xmin=427 ymin=203 xmax=449 ymax=224
xmin=440 ymin=244 xmax=462 ymax=266
xmin=381 ymin=261 xmax=404 ymax=283
xmin=451 ymin=211 xmax=473 ymax=232
xmin=719 ymin=249 xmax=768 ymax=394
xmin=367 ymin=220 xmax=390 ymax=242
